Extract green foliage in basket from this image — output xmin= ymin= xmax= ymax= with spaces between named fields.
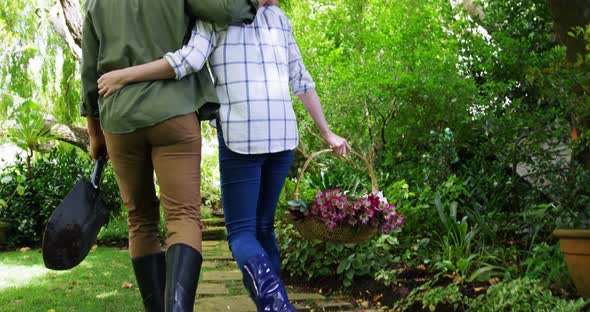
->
xmin=287 ymin=198 xmax=308 ymax=214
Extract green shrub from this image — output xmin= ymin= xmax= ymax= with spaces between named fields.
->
xmin=422 ymin=284 xmax=467 ymax=311
xmin=0 ymin=148 xmax=121 ymax=245
xmin=97 ymin=215 xmax=128 ymax=243
xmin=97 ymin=209 xmax=168 ymax=244
xmin=468 ymin=278 xmax=588 ymax=312
xmin=396 ymin=283 xmax=469 ymax=312
xmin=522 ymin=242 xmax=571 ymax=289
xmin=432 ymin=182 xmax=508 ymax=283
xmin=200 ymin=143 xmax=221 ymax=211
xmin=276 ymin=220 xmax=400 ymax=287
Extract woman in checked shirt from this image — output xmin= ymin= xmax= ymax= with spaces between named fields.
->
xmin=97 ymin=1 xmax=350 ymax=310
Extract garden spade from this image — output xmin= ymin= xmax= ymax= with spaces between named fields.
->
xmin=42 ymin=155 xmax=109 ymax=270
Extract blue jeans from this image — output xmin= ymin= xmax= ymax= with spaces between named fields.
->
xmin=217 ymin=128 xmax=294 ymax=275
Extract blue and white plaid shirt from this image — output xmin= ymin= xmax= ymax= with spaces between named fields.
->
xmin=165 ymin=5 xmax=315 ymax=154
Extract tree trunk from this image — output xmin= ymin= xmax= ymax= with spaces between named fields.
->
xmin=59 ymin=0 xmax=82 ymax=48
xmin=1 ymin=119 xmax=89 ymax=151
xmin=45 ymin=119 xmax=89 ymax=151
xmin=460 ymin=0 xmax=484 ymax=20
xmin=44 ymin=0 xmax=88 ymax=149
xmin=548 ymin=0 xmax=590 ymax=169
xmin=548 ymin=0 xmax=590 ymax=62
xmin=49 ymin=1 xmax=82 ymax=60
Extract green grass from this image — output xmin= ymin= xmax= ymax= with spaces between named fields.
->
xmin=0 ymin=241 xmax=245 ymax=311
xmin=0 ymin=247 xmax=143 ymax=312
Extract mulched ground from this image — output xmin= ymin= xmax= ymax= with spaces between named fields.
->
xmin=284 ymin=265 xmax=438 ymax=310
xmin=284 ymin=264 xmax=580 ymax=311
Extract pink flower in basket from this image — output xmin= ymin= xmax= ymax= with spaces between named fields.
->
xmin=302 ymin=189 xmax=405 ymax=234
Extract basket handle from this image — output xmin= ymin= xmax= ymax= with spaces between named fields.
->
xmin=293 ymin=149 xmax=378 ymax=200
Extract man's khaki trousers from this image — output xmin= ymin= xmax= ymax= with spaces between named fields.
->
xmin=105 ymin=113 xmax=202 ymax=258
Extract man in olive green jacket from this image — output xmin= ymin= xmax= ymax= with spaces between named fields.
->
xmin=80 ymin=1 xmax=258 ymax=311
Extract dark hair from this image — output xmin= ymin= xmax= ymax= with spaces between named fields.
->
xmin=183 ymin=0 xmax=197 ymax=45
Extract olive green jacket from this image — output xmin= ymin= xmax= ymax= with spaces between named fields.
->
xmin=80 ymin=0 xmax=258 ymax=133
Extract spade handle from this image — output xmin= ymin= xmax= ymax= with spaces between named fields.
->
xmin=91 ymin=155 xmax=107 ymax=189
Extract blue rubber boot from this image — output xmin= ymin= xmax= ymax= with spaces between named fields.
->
xmin=241 ymin=254 xmax=297 ymax=312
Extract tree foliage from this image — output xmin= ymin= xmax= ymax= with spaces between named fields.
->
xmin=0 ymin=0 xmax=81 ymax=126
xmin=285 ymin=0 xmax=588 ymax=224
xmin=288 ymin=0 xmax=477 ymax=168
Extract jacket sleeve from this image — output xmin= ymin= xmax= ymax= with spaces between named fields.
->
xmin=186 ymin=0 xmax=258 ymax=25
xmin=79 ymin=10 xmax=100 ymax=118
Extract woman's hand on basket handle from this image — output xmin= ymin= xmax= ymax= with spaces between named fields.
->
xmin=298 ymin=90 xmax=351 ymax=156
xmin=323 ymin=131 xmax=351 ymax=156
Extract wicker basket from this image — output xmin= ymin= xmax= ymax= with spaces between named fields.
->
xmin=289 ymin=149 xmax=379 ymax=244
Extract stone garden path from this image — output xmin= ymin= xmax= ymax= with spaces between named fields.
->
xmin=196 ymin=218 xmax=364 ymax=312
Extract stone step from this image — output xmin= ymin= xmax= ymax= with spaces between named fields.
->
xmin=289 ymin=292 xmax=326 ymax=301
xmin=197 ymin=283 xmax=229 ymax=296
xmin=313 ymin=300 xmax=354 ymax=311
xmin=195 ymin=295 xmax=353 ymax=312
xmin=293 ymin=300 xmax=354 ymax=312
xmin=202 ymin=240 xmax=228 ymax=249
xmin=289 ymin=293 xmax=327 ymax=312
xmin=196 ymin=239 xmax=356 ymax=311
xmin=202 ymin=261 xmax=217 ymax=269
xmin=202 ymin=226 xmax=226 ymax=240
xmin=195 ymin=291 xmax=353 ymax=311
xmin=212 ymin=210 xmax=225 ymax=218
xmin=195 ymin=295 xmax=255 ymax=312
xmin=202 ymin=270 xmax=242 ymax=282
xmin=202 ymin=254 xmax=234 ymax=261
xmin=202 ymin=218 xmax=226 ymax=227
xmin=293 ymin=303 xmax=313 ymax=311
